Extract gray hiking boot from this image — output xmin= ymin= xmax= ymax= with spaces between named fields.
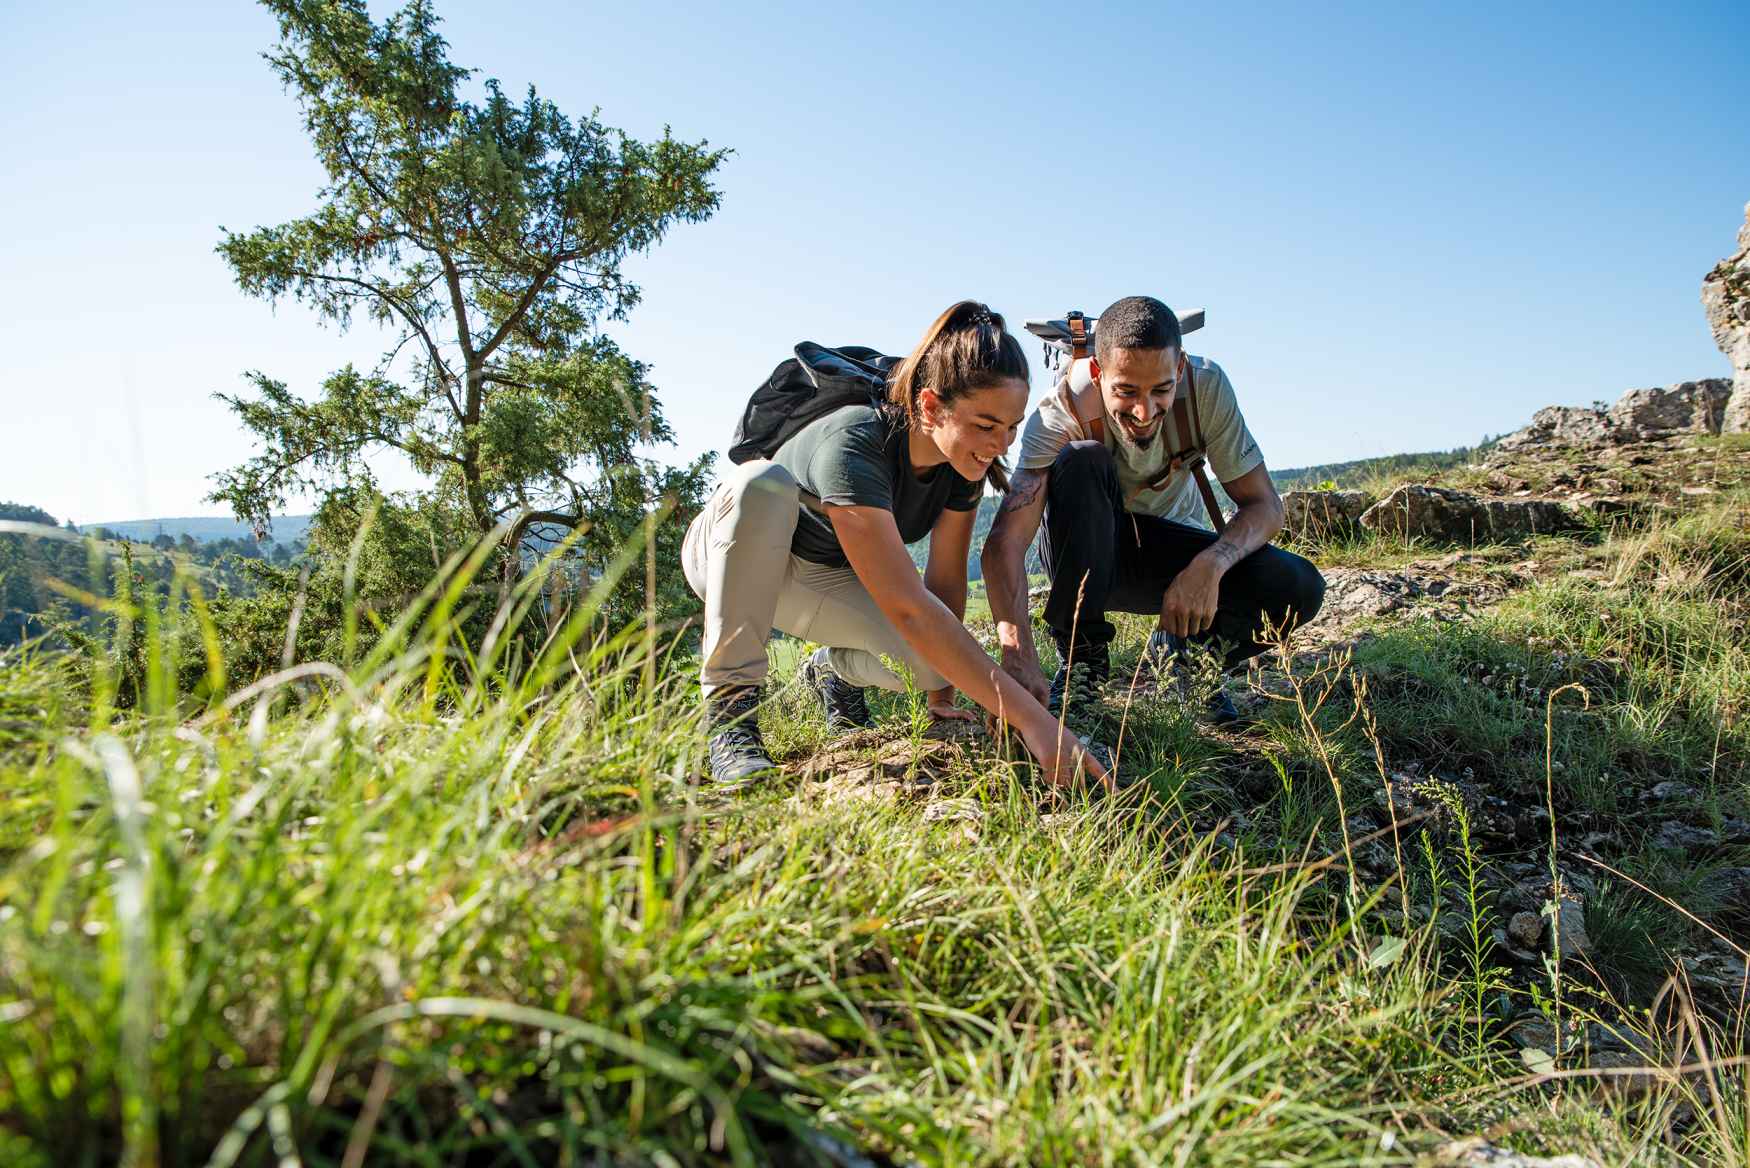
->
xmin=705 ymin=685 xmax=779 ymax=786
xmin=801 ymin=646 xmax=872 ymax=733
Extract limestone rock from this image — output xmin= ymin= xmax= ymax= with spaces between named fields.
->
xmin=1279 ymin=489 xmax=1373 ymax=539
xmin=1682 ymin=949 xmax=1749 ymax=994
xmin=1643 ymin=779 xmax=1699 ymax=803
xmin=1652 ymin=821 xmax=1720 ymax=851
xmin=1606 ymin=379 xmax=1731 ymax=438
xmin=1495 ymin=379 xmax=1732 ymax=449
xmin=1497 ymin=405 xmax=1618 ymax=450
xmin=1318 ymin=570 xmax=1435 ymax=621
xmin=1359 ymin=484 xmax=1577 ymax=542
xmin=1436 ymin=1138 xmax=1602 ymax=1168
xmin=1312 ymin=567 xmax=1505 ymax=634
xmin=1552 ymin=898 xmax=1590 ymax=959
xmin=1701 ymin=200 xmax=1750 ymax=433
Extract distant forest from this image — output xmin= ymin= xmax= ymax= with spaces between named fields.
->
xmin=0 ymin=501 xmax=303 ymax=648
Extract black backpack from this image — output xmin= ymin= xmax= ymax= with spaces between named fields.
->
xmin=728 ymin=342 xmax=901 ymax=464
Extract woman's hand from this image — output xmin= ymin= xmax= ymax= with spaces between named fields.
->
xmin=925 ymin=686 xmax=979 ymax=723
xmin=1020 ymin=716 xmax=1111 ymax=790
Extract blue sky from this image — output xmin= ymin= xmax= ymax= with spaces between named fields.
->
xmin=2 ymin=0 xmax=1746 ymax=525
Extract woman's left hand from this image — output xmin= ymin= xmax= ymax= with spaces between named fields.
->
xmin=926 ymin=686 xmax=979 ymax=723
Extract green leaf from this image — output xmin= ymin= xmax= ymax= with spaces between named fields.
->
xmin=1366 ymin=936 xmax=1407 ymax=969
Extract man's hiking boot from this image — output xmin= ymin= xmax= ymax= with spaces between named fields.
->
xmin=802 ymin=646 xmax=872 ymax=733
xmin=1048 ymin=642 xmax=1109 ymax=722
xmin=1143 ymin=630 xmax=1241 ymax=726
xmin=705 ymin=685 xmax=778 ymax=786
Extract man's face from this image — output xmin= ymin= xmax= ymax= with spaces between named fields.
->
xmin=1091 ymin=346 xmax=1182 ymax=452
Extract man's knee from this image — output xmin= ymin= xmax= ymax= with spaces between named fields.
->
xmin=1047 ymin=440 xmax=1117 ymax=505
xmin=1275 ymin=552 xmax=1326 ymax=627
xmin=1051 ymin=439 xmax=1115 ymax=478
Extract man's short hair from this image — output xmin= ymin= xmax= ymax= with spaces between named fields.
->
xmin=1094 ymin=296 xmax=1182 ymax=364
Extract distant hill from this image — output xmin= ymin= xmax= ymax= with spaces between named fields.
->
xmin=78 ymin=514 xmax=313 ymax=546
xmin=1271 ymin=444 xmax=1492 ymax=491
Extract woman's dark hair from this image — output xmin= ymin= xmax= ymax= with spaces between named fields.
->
xmin=886 ymin=299 xmax=1029 ymax=489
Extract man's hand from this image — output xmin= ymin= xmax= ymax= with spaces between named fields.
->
xmin=999 ymin=645 xmax=1051 ymax=707
xmin=925 ymin=685 xmax=979 ymax=723
xmin=1160 ymin=553 xmax=1224 ymax=637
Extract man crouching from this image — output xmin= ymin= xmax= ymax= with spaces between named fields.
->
xmin=981 ymin=295 xmax=1325 ymax=723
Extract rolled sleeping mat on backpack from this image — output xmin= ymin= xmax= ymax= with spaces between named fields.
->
xmin=1024 ymin=307 xmax=1205 ymax=356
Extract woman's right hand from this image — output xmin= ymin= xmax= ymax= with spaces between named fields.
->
xmin=1021 ymin=717 xmax=1111 ymax=791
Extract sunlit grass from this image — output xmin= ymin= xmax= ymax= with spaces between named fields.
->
xmin=0 ymin=496 xmax=1746 ymax=1165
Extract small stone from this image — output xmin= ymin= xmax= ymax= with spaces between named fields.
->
xmin=1652 ymin=821 xmax=1720 ymax=851
xmin=1508 ymin=910 xmax=1543 ymax=949
xmin=1493 ymin=927 xmax=1540 ymax=965
xmin=1435 ymin=1138 xmax=1603 ymax=1167
xmin=1509 ymin=1015 xmax=1557 ymax=1053
xmin=922 ymin=799 xmax=983 ymax=826
xmin=1552 ymin=899 xmax=1590 ymax=959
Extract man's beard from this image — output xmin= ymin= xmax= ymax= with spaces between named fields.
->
xmin=1110 ymin=415 xmax=1160 ymax=455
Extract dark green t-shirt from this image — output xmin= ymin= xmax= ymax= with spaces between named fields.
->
xmin=769 ymin=405 xmax=982 ymax=567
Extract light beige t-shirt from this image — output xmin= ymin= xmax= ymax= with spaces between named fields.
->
xmin=1014 ymin=354 xmax=1263 ymax=529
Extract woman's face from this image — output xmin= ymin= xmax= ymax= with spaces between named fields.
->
xmin=920 ymin=378 xmax=1029 ymax=481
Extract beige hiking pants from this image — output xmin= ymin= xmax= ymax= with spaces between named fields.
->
xmin=682 ymin=459 xmax=945 ymax=696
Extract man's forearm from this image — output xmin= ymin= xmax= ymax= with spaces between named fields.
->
xmin=890 ymin=591 xmax=1049 ymax=731
xmin=1195 ymin=501 xmax=1282 ymax=575
xmin=982 ymin=539 xmax=1038 ymax=655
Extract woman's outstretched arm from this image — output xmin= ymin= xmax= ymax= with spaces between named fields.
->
xmin=828 ymin=502 xmax=1107 ymax=787
xmin=920 ymin=506 xmax=974 ymax=720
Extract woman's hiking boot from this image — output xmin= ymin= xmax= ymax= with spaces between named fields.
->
xmin=1049 ymin=641 xmax=1110 ymax=723
xmin=705 ymin=685 xmax=778 ymax=786
xmin=802 ymin=646 xmax=872 ymax=733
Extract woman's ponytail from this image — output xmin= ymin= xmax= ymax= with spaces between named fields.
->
xmin=886 ymin=300 xmax=1030 ymax=489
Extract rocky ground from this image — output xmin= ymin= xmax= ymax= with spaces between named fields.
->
xmin=762 ymin=377 xmax=1749 ymax=1149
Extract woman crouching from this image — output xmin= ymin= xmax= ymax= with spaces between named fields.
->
xmin=683 ymin=300 xmax=1108 ymax=788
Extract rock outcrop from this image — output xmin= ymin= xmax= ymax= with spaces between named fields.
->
xmin=1359 ymin=484 xmax=1578 ymax=541
xmin=1701 ymin=201 xmax=1750 ymax=433
xmin=1279 ymin=489 xmax=1372 ymax=539
xmin=1496 ymin=379 xmax=1732 ymax=450
xmin=1495 ymin=405 xmax=1618 ymax=450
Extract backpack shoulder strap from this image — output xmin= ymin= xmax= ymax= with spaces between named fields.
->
xmin=1168 ymin=358 xmax=1212 ymax=452
xmin=1055 ymin=374 xmax=1105 ymax=444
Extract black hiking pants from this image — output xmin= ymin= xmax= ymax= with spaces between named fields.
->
xmin=1039 ymin=441 xmax=1326 ymax=668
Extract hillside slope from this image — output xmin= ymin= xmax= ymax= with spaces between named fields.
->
xmin=1 ymin=392 xmax=1746 ymax=1166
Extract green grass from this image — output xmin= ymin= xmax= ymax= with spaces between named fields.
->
xmin=1 ymin=494 xmax=1748 ymax=1166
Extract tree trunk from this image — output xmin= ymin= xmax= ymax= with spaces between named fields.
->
xmin=460 ymin=362 xmax=491 ymax=535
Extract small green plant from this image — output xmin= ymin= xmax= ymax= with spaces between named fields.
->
xmin=1427 ymin=781 xmax=1506 ymax=1057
